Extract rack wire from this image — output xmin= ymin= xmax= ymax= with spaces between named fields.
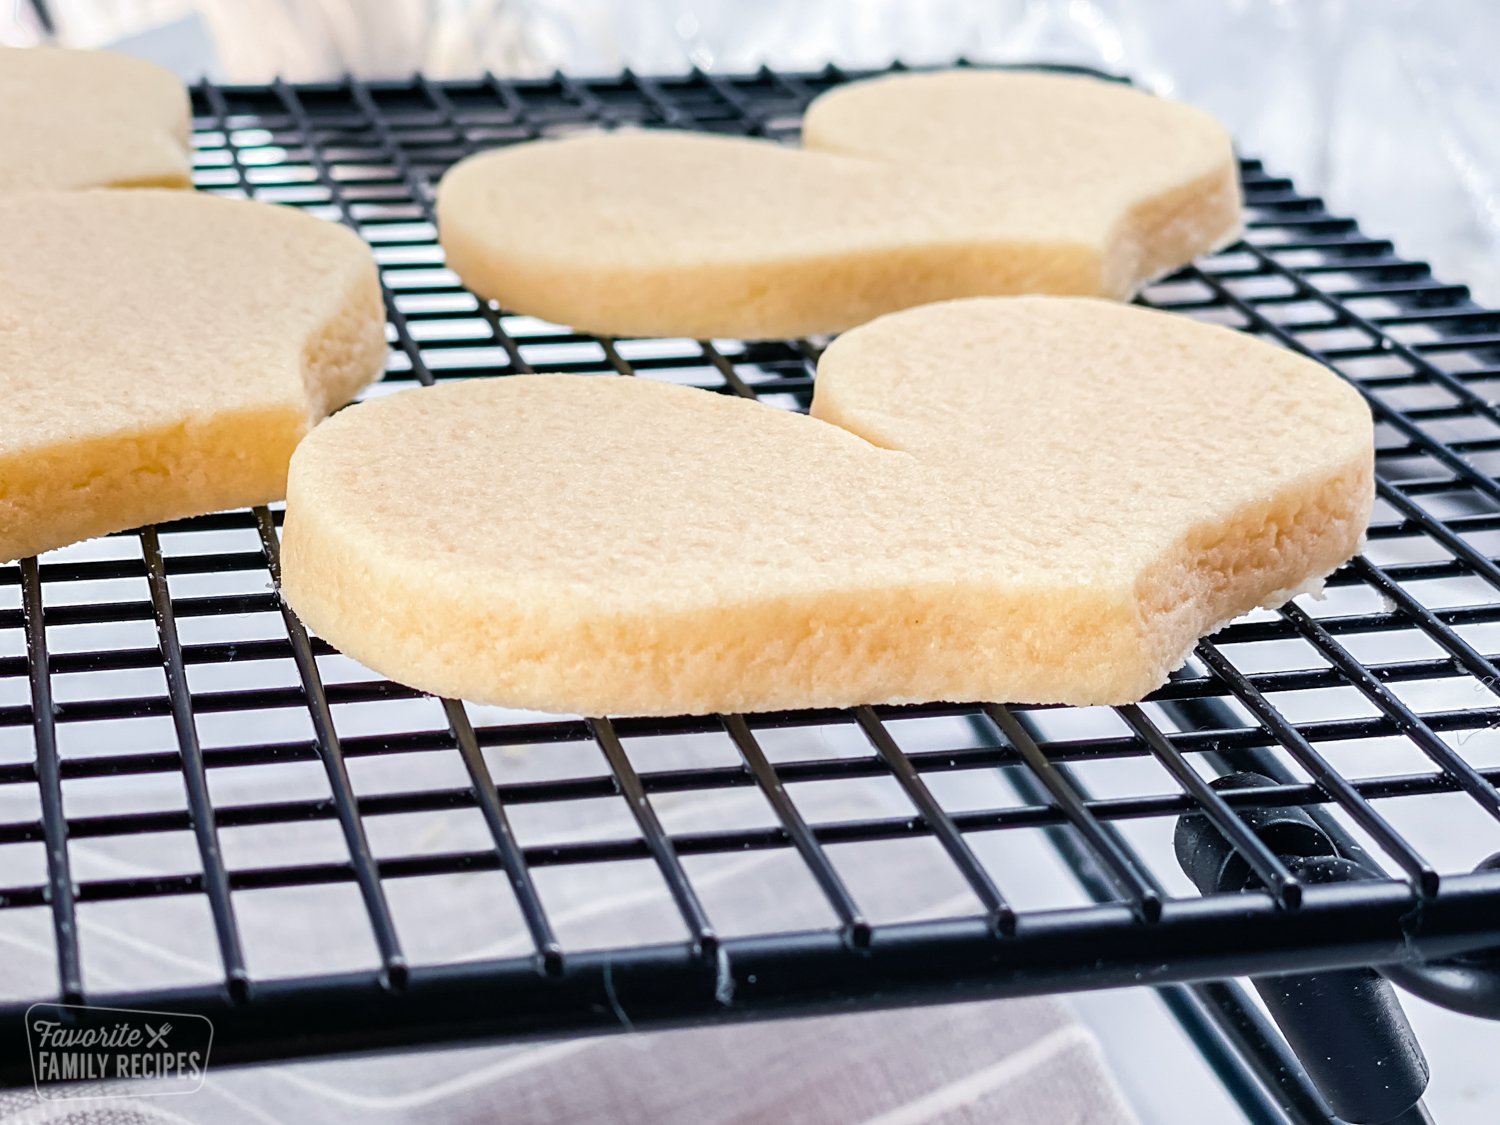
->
xmin=4 ymin=65 xmax=1500 ymax=1114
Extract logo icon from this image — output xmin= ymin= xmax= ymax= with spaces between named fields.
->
xmin=25 ymin=1004 xmax=212 ymax=1100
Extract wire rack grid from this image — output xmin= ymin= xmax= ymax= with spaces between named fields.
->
xmin=2 ymin=65 xmax=1500 ymax=1095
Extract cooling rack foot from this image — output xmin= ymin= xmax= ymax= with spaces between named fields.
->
xmin=1176 ymin=774 xmax=1431 ymax=1124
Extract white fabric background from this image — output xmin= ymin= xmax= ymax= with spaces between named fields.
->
xmin=0 ymin=623 xmax=1139 ymax=1123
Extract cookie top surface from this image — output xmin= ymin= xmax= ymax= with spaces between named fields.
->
xmin=0 ymin=47 xmax=191 ymax=193
xmin=288 ymin=297 xmax=1368 ymax=602
xmin=803 ymin=70 xmax=1233 ymax=230
xmin=0 ymin=190 xmax=381 ymax=457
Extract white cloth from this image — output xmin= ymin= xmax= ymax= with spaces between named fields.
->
xmin=0 ymin=645 xmax=1135 ymax=1123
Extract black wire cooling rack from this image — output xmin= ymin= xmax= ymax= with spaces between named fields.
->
xmin=5 ymin=63 xmax=1500 ymax=1120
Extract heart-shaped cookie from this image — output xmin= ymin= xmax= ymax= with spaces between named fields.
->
xmin=0 ymin=191 xmax=387 ymax=562
xmin=280 ymin=297 xmax=1373 ymax=716
xmin=0 ymin=47 xmax=191 ymax=193
xmin=436 ymin=71 xmax=1238 ymax=339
